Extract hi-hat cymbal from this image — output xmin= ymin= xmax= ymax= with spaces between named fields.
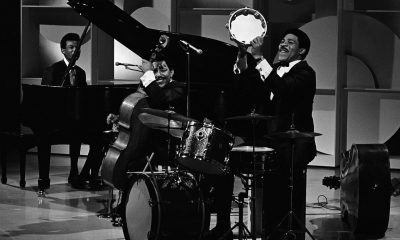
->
xmin=140 ymin=108 xmax=196 ymax=123
xmin=268 ymin=129 xmax=322 ymax=139
xmin=225 ymin=113 xmax=276 ymax=121
xmin=138 ymin=113 xmax=186 ymax=138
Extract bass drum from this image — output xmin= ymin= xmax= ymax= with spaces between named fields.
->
xmin=122 ymin=171 xmax=206 ymax=240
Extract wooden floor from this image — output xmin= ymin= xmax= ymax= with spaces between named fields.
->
xmin=1 ymin=153 xmax=400 ymax=240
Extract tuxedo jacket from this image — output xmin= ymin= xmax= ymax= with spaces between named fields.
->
xmin=41 ymin=60 xmax=87 ymax=87
xmin=265 ymin=60 xmax=316 ymax=133
xmin=237 ymin=59 xmax=317 ymax=166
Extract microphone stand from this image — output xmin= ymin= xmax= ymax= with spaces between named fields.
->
xmin=179 ymin=42 xmax=191 ymax=117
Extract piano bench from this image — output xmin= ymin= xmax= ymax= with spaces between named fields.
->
xmin=0 ymin=128 xmax=37 ymax=188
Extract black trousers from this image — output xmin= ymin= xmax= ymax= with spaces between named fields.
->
xmin=199 ymin=172 xmax=235 ymax=232
xmin=36 ymin=128 xmax=106 ymax=189
xmin=262 ymin=139 xmax=315 ymax=240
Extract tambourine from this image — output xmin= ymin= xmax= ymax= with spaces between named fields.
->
xmin=227 ymin=7 xmax=267 ymax=45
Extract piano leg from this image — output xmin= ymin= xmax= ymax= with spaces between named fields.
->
xmin=37 ymin=141 xmax=51 ymax=190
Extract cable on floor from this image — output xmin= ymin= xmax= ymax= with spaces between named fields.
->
xmin=306 ymin=194 xmax=341 ymax=211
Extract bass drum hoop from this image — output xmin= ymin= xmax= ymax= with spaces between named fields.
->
xmin=122 ymin=173 xmax=161 ymax=240
xmin=228 ymin=7 xmax=267 ymax=45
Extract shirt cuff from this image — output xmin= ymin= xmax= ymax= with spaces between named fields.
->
xmin=140 ymin=71 xmax=156 ymax=87
xmin=233 ymin=63 xmax=241 ymax=74
xmin=255 ymin=59 xmax=273 ymax=81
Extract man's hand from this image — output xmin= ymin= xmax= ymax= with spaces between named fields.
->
xmin=106 ymin=113 xmax=119 ymax=125
xmin=106 ymin=113 xmax=120 ymax=132
xmin=140 ymin=59 xmax=153 ymax=73
xmin=249 ymin=36 xmax=264 ymax=59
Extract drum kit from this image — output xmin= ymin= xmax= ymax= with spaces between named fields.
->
xmin=119 ymin=104 xmax=320 ymax=240
xmin=119 ymin=7 xmax=320 ymax=240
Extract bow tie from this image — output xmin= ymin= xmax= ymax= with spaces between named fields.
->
xmin=274 ymin=61 xmax=289 ymax=68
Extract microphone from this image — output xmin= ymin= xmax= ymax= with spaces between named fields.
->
xmin=179 ymin=40 xmax=203 ymax=55
xmin=115 ymin=62 xmax=138 ymax=67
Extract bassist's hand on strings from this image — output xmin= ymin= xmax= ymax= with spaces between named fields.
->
xmin=106 ymin=113 xmax=119 ymax=132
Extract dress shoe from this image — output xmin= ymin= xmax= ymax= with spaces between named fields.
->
xmin=70 ymin=175 xmax=87 ymax=189
xmin=68 ymin=172 xmax=78 ymax=184
xmin=38 ymin=178 xmax=50 ymax=190
xmin=88 ymin=177 xmax=104 ymax=191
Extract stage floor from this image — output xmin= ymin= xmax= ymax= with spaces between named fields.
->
xmin=1 ymin=153 xmax=399 ymax=240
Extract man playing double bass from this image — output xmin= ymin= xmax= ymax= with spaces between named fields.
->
xmin=106 ymin=52 xmax=186 ymax=191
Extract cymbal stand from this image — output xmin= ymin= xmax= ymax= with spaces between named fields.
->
xmin=266 ymin=135 xmax=315 ymax=240
xmin=250 ymin=110 xmax=257 ymax=240
xmin=225 ymin=190 xmax=252 ymax=240
xmin=227 ymin=110 xmax=258 ymax=240
xmin=165 ymin=112 xmax=172 ymax=174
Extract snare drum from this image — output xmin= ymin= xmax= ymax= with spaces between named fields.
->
xmin=229 ymin=146 xmax=276 ymax=174
xmin=178 ymin=121 xmax=234 ymax=175
xmin=122 ymin=171 xmax=206 ymax=240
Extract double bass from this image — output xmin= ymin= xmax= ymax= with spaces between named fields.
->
xmin=101 ymin=89 xmax=147 ymax=188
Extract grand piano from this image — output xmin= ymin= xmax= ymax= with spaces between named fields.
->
xmin=22 ymin=0 xmax=256 ymax=190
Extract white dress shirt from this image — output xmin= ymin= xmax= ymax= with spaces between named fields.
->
xmin=234 ymin=57 xmax=302 ymax=100
xmin=140 ymin=70 xmax=157 ymax=87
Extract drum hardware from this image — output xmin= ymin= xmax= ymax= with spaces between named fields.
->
xmin=225 ymin=110 xmax=275 ymax=240
xmin=224 ymin=112 xmax=276 ymax=140
xmin=228 ymin=192 xmax=252 ymax=240
xmin=97 ymin=188 xmax=124 ymax=227
xmin=265 ymin=124 xmax=320 ymax=240
xmin=225 ymin=112 xmax=276 ymax=121
xmin=141 ymin=152 xmax=155 ymax=173
xmin=139 ymin=107 xmax=197 ymax=171
xmin=267 ymin=129 xmax=321 ymax=139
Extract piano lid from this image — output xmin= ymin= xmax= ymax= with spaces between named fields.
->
xmin=67 ymin=0 xmax=241 ymax=86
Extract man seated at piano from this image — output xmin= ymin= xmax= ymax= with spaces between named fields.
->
xmin=39 ymin=32 xmax=104 ymax=190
